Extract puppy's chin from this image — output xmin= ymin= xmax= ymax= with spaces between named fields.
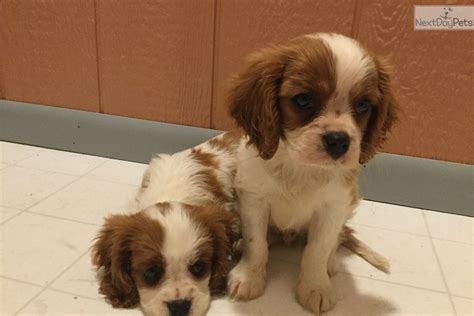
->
xmin=289 ymin=149 xmax=359 ymax=169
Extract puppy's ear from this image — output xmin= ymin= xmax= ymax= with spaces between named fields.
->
xmin=92 ymin=214 xmax=140 ymax=308
xmin=228 ymin=47 xmax=288 ymax=159
xmin=208 ymin=209 xmax=240 ymax=294
xmin=360 ymin=57 xmax=399 ymax=164
xmin=190 ymin=205 xmax=240 ymax=294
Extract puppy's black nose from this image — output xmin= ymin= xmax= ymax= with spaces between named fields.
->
xmin=322 ymin=132 xmax=350 ymax=159
xmin=166 ymin=299 xmax=191 ymax=316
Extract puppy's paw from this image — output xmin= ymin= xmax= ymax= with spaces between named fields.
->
xmin=296 ymin=279 xmax=336 ymax=314
xmin=228 ymin=262 xmax=266 ymax=300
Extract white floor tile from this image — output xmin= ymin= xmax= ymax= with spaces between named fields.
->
xmin=1 ymin=213 xmax=98 ymax=286
xmin=350 ymin=200 xmax=429 ymax=236
xmin=452 ymin=296 xmax=473 ymax=316
xmin=340 ymin=224 xmax=446 ymax=292
xmin=1 ymin=206 xmax=22 ymax=223
xmin=17 ymin=148 xmax=107 ymax=176
xmin=29 ymin=177 xmax=137 ymax=224
xmin=0 ymin=166 xmax=77 ymax=209
xmin=18 ymin=290 xmax=142 ymax=315
xmin=433 ymin=239 xmax=473 ymax=298
xmin=1 ymin=278 xmax=43 ymax=315
xmin=210 ymin=259 xmax=454 ymax=316
xmin=87 ymin=159 xmax=148 ymax=186
xmin=328 ymin=273 xmax=454 ymax=316
xmin=425 ymin=210 xmax=473 ymax=244
xmin=50 ymin=251 xmax=101 ymax=300
xmin=0 ymin=142 xmax=43 ymax=164
xmin=210 ymin=258 xmax=311 ymax=316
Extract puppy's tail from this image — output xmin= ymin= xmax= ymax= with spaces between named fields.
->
xmin=340 ymin=225 xmax=390 ymax=273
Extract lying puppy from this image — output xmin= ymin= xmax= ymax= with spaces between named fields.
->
xmin=92 ymin=132 xmax=241 ymax=316
xmin=227 ymin=33 xmax=398 ymax=313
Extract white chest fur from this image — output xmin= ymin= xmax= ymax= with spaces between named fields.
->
xmin=236 ymin=145 xmax=354 ymax=233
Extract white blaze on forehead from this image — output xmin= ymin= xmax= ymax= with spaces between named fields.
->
xmin=310 ymin=33 xmax=374 ymax=98
xmin=144 ymin=203 xmax=203 ymax=260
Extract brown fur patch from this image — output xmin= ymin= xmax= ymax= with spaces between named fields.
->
xmin=358 ymin=55 xmax=399 ymax=164
xmin=228 ymin=36 xmax=336 ymax=158
xmin=155 ymin=201 xmax=172 ymax=214
xmin=191 ymin=148 xmax=219 ymax=169
xmin=185 ymin=204 xmax=241 ymax=294
xmin=279 ymin=37 xmax=336 ymax=131
xmin=195 ymin=169 xmax=230 ymax=208
xmin=92 ymin=212 xmax=165 ymax=308
xmin=208 ymin=130 xmax=242 ymax=153
xmin=191 ymin=148 xmax=233 ymax=208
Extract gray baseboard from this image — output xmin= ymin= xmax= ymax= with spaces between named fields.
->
xmin=1 ymin=100 xmax=472 ymax=217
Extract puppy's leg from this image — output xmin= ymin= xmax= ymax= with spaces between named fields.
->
xmin=296 ymin=206 xmax=349 ymax=314
xmin=228 ymin=193 xmax=269 ymax=300
xmin=327 ymin=246 xmax=339 ymax=277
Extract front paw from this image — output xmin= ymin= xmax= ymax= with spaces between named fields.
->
xmin=296 ymin=279 xmax=336 ymax=314
xmin=228 ymin=261 xmax=266 ymax=300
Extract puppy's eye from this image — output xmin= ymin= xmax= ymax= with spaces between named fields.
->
xmin=143 ymin=265 xmax=163 ymax=286
xmin=355 ymin=99 xmax=372 ymax=114
xmin=189 ymin=260 xmax=207 ymax=278
xmin=292 ymin=93 xmax=312 ymax=108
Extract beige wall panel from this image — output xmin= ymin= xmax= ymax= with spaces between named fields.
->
xmin=2 ymin=0 xmax=99 ymax=111
xmin=97 ymin=0 xmax=215 ymax=127
xmin=354 ymin=0 xmax=474 ymax=163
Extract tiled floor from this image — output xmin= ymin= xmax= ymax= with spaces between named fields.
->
xmin=1 ymin=141 xmax=472 ymax=316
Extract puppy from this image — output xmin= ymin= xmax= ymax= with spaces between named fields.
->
xmin=92 ymin=132 xmax=241 ymax=316
xmin=226 ymin=33 xmax=398 ymax=313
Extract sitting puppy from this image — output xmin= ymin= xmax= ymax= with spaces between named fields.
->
xmin=92 ymin=132 xmax=241 ymax=316
xmin=226 ymin=33 xmax=398 ymax=314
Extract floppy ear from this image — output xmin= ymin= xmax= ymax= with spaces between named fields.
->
xmin=208 ymin=209 xmax=240 ymax=294
xmin=92 ymin=214 xmax=140 ymax=308
xmin=360 ymin=57 xmax=399 ymax=164
xmin=228 ymin=47 xmax=288 ymax=159
xmin=189 ymin=204 xmax=240 ymax=294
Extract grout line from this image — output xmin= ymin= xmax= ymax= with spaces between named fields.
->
xmin=450 ymin=294 xmax=473 ymax=300
xmin=430 ymin=236 xmax=473 ymax=246
xmin=1 ymin=159 xmax=109 ymax=226
xmin=22 ymin=210 xmax=100 ymax=227
xmin=1 ymin=147 xmax=46 ymax=166
xmin=14 ymin=251 xmax=90 ymax=315
xmin=349 ymin=221 xmax=431 ymax=238
xmin=209 ymin=0 xmax=219 ymax=129
xmin=422 ymin=211 xmax=458 ymax=315
xmin=338 ymin=271 xmax=450 ymax=296
xmin=81 ymin=174 xmax=139 ymax=187
xmin=47 ymin=288 xmax=103 ymax=303
xmin=8 ymin=162 xmax=107 ymax=177
xmin=272 ymin=252 xmax=455 ymax=296
xmin=0 ymin=275 xmax=44 ymax=288
xmin=85 ymin=174 xmax=140 ymax=187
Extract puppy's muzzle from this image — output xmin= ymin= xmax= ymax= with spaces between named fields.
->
xmin=166 ymin=299 xmax=191 ymax=316
xmin=322 ymin=132 xmax=350 ymax=159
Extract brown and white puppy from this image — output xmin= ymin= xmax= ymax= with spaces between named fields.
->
xmin=92 ymin=133 xmax=241 ymax=316
xmin=226 ymin=33 xmax=397 ymax=313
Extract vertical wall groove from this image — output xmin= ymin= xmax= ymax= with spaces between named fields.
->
xmin=93 ymin=0 xmax=103 ymax=113
xmin=209 ymin=0 xmax=219 ymax=129
xmin=0 ymin=0 xmax=6 ymax=99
